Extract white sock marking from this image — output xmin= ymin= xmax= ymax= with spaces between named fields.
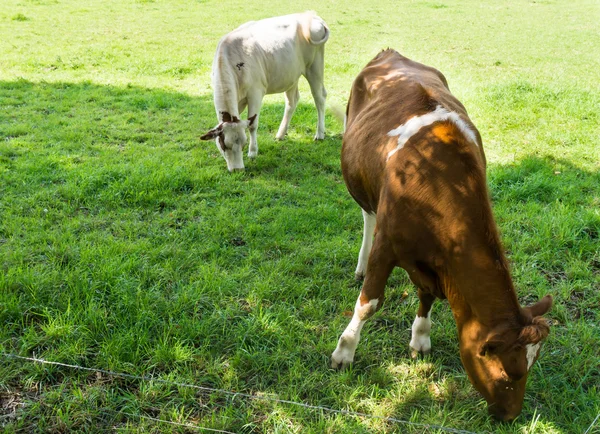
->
xmin=386 ymin=105 xmax=477 ymax=161
xmin=331 ymin=298 xmax=379 ymax=367
xmin=525 ymin=342 xmax=541 ymax=371
xmin=409 ymin=311 xmax=432 ymax=355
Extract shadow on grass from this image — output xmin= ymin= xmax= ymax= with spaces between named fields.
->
xmin=1 ymin=80 xmax=598 ymax=432
xmin=0 ymin=79 xmax=340 ymax=169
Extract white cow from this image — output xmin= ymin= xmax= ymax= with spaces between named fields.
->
xmin=200 ymin=11 xmax=329 ymax=171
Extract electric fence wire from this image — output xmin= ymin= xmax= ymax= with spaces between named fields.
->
xmin=2 ymin=352 xmax=488 ymax=434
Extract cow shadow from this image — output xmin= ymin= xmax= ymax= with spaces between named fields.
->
xmin=0 ymin=79 xmax=343 ymax=208
xmin=2 ymin=79 xmax=597 ymax=431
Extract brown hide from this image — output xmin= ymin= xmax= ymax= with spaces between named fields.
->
xmin=341 ymin=49 xmax=551 ymax=420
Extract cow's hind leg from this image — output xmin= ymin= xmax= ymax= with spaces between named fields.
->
xmin=355 ymin=209 xmax=376 ymax=280
xmin=409 ymin=289 xmax=435 ymax=359
xmin=275 ymin=83 xmax=300 ymax=140
xmin=247 ymin=91 xmax=264 ymax=158
xmin=331 ymin=234 xmax=394 ymax=369
xmin=305 ymin=49 xmax=326 ymax=140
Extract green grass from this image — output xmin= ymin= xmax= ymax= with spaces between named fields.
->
xmin=1 ymin=0 xmax=599 ymax=432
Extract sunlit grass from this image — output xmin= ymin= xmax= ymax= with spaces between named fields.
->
xmin=1 ymin=0 xmax=599 ymax=433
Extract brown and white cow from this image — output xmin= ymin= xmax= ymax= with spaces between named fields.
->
xmin=201 ymin=11 xmax=329 ymax=171
xmin=331 ymin=49 xmax=552 ymax=421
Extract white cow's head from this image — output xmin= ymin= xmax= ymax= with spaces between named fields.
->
xmin=201 ymin=112 xmax=256 ymax=172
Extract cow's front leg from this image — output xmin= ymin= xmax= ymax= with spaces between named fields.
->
xmin=332 ymin=234 xmax=394 ymax=369
xmin=246 ymin=92 xmax=264 ymax=159
xmin=331 ymin=295 xmax=378 ymax=369
xmin=409 ymin=289 xmax=435 ymax=358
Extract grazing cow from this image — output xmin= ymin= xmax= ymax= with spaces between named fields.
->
xmin=200 ymin=11 xmax=329 ymax=171
xmin=331 ymin=49 xmax=552 ymax=421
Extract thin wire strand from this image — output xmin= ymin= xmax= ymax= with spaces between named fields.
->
xmin=584 ymin=412 xmax=600 ymax=434
xmin=2 ymin=352 xmax=481 ymax=434
xmin=113 ymin=410 xmax=236 ymax=434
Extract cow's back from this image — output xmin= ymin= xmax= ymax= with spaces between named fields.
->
xmin=215 ymin=12 xmax=328 ymax=95
xmin=342 ymin=50 xmax=483 ymax=215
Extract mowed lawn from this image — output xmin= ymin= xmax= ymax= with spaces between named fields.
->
xmin=1 ymin=0 xmax=599 ymax=432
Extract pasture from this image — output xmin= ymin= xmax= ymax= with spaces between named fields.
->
xmin=0 ymin=0 xmax=599 ymax=432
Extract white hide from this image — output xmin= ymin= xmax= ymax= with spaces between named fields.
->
xmin=209 ymin=11 xmax=329 ymax=170
xmin=331 ymin=298 xmax=379 ymax=368
xmin=409 ymin=311 xmax=432 ymax=358
xmin=525 ymin=342 xmax=541 ymax=371
xmin=220 ymin=121 xmax=248 ymax=171
xmin=386 ymin=105 xmax=478 ymax=161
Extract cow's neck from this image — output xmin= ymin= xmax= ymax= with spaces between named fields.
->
xmin=213 ymin=61 xmax=241 ymax=120
xmin=441 ymin=244 xmax=522 ymax=332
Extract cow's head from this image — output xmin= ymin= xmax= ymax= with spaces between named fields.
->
xmin=459 ymin=295 xmax=552 ymax=421
xmin=200 ymin=112 xmax=257 ymax=172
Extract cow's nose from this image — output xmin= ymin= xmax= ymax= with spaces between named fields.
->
xmin=488 ymin=405 xmax=518 ymax=422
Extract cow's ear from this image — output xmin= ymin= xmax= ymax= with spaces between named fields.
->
xmin=200 ymin=127 xmax=221 ymax=141
xmin=523 ymin=295 xmax=552 ymax=318
xmin=248 ymin=114 xmax=257 ymax=127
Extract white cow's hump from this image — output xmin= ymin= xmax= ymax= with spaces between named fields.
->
xmin=229 ymin=14 xmax=301 ymax=40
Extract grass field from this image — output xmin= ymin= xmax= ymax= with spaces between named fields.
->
xmin=1 ymin=0 xmax=599 ymax=432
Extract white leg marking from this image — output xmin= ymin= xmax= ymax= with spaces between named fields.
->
xmin=355 ymin=209 xmax=376 ymax=280
xmin=386 ymin=105 xmax=478 ymax=161
xmin=409 ymin=311 xmax=432 ymax=358
xmin=331 ymin=298 xmax=378 ymax=369
xmin=525 ymin=342 xmax=541 ymax=370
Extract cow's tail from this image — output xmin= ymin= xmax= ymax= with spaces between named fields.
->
xmin=302 ymin=11 xmax=329 ymax=46
xmin=329 ymin=105 xmax=346 ymax=133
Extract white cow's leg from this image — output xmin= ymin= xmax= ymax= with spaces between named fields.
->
xmin=355 ymin=209 xmax=376 ymax=281
xmin=238 ymin=98 xmax=248 ymax=116
xmin=276 ymin=83 xmax=300 ymax=140
xmin=246 ymin=92 xmax=264 ymax=159
xmin=332 ymin=234 xmax=394 ymax=369
xmin=305 ymin=51 xmax=326 ymax=140
xmin=409 ymin=289 xmax=435 ymax=359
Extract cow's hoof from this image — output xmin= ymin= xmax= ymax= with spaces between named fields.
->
xmin=409 ymin=345 xmax=431 ymax=359
xmin=248 ymin=151 xmax=257 ymax=159
xmin=331 ymin=337 xmax=356 ymax=369
xmin=314 ymin=133 xmax=325 ymax=141
xmin=331 ymin=353 xmax=352 ymax=370
xmin=354 ymin=271 xmax=365 ymax=281
xmin=275 ymin=132 xmax=286 ymax=140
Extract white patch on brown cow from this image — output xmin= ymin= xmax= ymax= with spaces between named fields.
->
xmin=409 ymin=311 xmax=432 ymax=358
xmin=331 ymin=298 xmax=379 ymax=368
xmin=525 ymin=342 xmax=541 ymax=371
xmin=386 ymin=105 xmax=477 ymax=161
